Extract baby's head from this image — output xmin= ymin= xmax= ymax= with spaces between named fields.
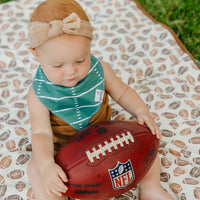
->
xmin=29 ymin=0 xmax=93 ymax=49
xmin=29 ymin=0 xmax=93 ymax=87
xmin=30 ymin=0 xmax=89 ymax=23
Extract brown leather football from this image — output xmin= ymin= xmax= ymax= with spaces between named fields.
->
xmin=55 ymin=120 xmax=159 ymax=199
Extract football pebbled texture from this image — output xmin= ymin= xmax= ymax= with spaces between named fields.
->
xmin=55 ymin=120 xmax=159 ymax=199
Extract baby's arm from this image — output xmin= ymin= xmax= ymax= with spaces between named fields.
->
xmin=27 ymin=86 xmax=68 ymax=197
xmin=101 ymin=61 xmax=161 ymax=139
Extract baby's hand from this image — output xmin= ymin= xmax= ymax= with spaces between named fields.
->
xmin=136 ymin=111 xmax=162 ymax=140
xmin=40 ymin=161 xmax=68 ymax=197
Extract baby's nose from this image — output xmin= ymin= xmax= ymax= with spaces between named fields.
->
xmin=64 ymin=65 xmax=77 ymax=75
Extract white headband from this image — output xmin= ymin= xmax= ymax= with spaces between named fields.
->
xmin=29 ymin=12 xmax=93 ymax=48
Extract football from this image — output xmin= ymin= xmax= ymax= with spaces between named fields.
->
xmin=55 ymin=120 xmax=159 ymax=199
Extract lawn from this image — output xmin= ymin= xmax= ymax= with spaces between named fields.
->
xmin=0 ymin=0 xmax=199 ymax=60
xmin=0 ymin=0 xmax=12 ymax=3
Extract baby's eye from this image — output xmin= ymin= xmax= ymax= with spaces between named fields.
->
xmin=76 ymin=59 xmax=85 ymax=64
xmin=53 ymin=64 xmax=63 ymax=68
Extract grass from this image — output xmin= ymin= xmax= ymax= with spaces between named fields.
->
xmin=0 ymin=0 xmax=199 ymax=60
xmin=0 ymin=0 xmax=13 ymax=3
xmin=136 ymin=0 xmax=200 ymax=61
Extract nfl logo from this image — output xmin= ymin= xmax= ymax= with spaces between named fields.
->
xmin=108 ymin=159 xmax=135 ymax=190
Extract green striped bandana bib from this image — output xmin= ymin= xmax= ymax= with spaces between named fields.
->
xmin=32 ymin=54 xmax=105 ymax=130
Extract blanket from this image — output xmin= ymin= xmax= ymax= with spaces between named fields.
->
xmin=0 ymin=0 xmax=199 ymax=199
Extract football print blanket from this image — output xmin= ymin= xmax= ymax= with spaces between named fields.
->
xmin=0 ymin=0 xmax=199 ymax=199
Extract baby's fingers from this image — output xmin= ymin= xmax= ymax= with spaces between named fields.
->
xmin=137 ymin=114 xmax=162 ymax=139
xmin=137 ymin=115 xmax=145 ymax=125
xmin=148 ymin=121 xmax=162 ymax=140
xmin=58 ymin=167 xmax=68 ymax=183
xmin=155 ymin=126 xmax=162 ymax=140
xmin=56 ymin=167 xmax=68 ymax=193
xmin=142 ymin=119 xmax=161 ymax=139
xmin=49 ymin=188 xmax=63 ymax=197
xmin=145 ymin=120 xmax=156 ymax=135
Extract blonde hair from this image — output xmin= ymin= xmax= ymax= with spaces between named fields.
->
xmin=30 ymin=0 xmax=89 ymax=23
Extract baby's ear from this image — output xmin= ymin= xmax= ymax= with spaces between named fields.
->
xmin=28 ymin=47 xmax=38 ymax=59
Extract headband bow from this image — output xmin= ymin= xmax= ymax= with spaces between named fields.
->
xmin=29 ymin=13 xmax=93 ymax=48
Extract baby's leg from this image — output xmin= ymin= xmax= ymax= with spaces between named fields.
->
xmin=27 ymin=156 xmax=66 ymax=200
xmin=139 ymin=153 xmax=175 ymax=200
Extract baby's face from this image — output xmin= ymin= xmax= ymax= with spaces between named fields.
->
xmin=35 ymin=34 xmax=91 ymax=87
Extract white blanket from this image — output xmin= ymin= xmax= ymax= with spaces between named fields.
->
xmin=0 ymin=0 xmax=199 ymax=199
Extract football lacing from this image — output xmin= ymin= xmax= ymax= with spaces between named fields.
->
xmin=86 ymin=131 xmax=134 ymax=163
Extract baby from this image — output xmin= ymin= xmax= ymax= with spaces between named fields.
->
xmin=27 ymin=0 xmax=175 ymax=200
